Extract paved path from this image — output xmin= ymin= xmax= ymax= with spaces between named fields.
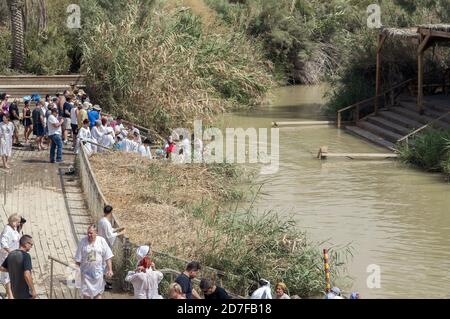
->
xmin=0 ymin=142 xmax=129 ymax=299
xmin=0 ymin=144 xmax=86 ymax=298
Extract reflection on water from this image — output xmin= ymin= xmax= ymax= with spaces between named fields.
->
xmin=219 ymin=85 xmax=450 ymax=299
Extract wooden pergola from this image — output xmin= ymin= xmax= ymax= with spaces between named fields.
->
xmin=376 ymin=24 xmax=450 ymax=114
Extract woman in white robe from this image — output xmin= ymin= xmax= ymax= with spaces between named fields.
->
xmin=0 ymin=214 xmax=21 ymax=299
xmin=90 ymin=120 xmax=105 ymax=153
xmin=0 ymin=115 xmax=15 ymax=169
xmin=101 ymin=125 xmax=115 ymax=150
xmin=138 ymin=138 xmax=152 ymax=159
xmin=76 ymin=119 xmax=93 ymax=155
xmin=125 ymin=257 xmax=163 ymax=299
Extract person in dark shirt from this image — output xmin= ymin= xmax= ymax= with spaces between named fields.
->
xmin=32 ymin=102 xmax=46 ymax=150
xmin=175 ymin=261 xmax=201 ymax=299
xmin=62 ymin=95 xmax=75 ymax=144
xmin=8 ymin=100 xmax=21 ymax=146
xmin=200 ymin=278 xmax=230 ymax=300
xmin=0 ymin=235 xmax=36 ymax=299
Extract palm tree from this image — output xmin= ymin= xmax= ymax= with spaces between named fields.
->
xmin=7 ymin=0 xmax=25 ymax=70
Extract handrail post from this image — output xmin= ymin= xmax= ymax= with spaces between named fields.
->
xmin=323 ymin=249 xmax=331 ymax=294
xmin=355 ymin=104 xmax=360 ymax=122
xmin=50 ymin=258 xmax=54 ymax=299
xmin=337 ymin=112 xmax=341 ymax=129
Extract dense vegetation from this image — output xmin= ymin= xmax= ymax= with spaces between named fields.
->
xmin=0 ymin=0 xmax=273 ymax=131
xmin=91 ymin=152 xmax=350 ymax=297
xmin=205 ymin=0 xmax=450 ymax=114
xmin=398 ymin=129 xmax=450 ymax=177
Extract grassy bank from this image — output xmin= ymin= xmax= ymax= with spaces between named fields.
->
xmin=398 ymin=129 xmax=450 ymax=178
xmin=90 ymin=152 xmax=349 ymax=297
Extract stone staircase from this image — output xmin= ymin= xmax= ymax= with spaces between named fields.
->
xmin=345 ymin=94 xmax=450 ymax=150
xmin=0 ymin=74 xmax=86 ymax=100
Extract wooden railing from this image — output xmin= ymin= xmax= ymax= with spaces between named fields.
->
xmin=48 ymin=255 xmax=79 ymax=299
xmin=77 ymin=142 xmax=254 ymax=298
xmin=337 ymin=79 xmax=414 ymax=128
xmin=397 ymin=110 xmax=450 ymax=145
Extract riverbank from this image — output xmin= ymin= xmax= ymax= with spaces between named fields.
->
xmin=89 ymin=152 xmax=344 ymax=297
xmin=398 ymin=129 xmax=450 ymax=178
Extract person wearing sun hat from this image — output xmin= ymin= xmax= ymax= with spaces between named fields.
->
xmin=77 ymin=102 xmax=90 ymax=130
xmin=136 ymin=246 xmax=150 ymax=263
xmin=88 ymin=105 xmax=101 ymax=129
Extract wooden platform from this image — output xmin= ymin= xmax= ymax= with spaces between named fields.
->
xmin=272 ymin=120 xmax=335 ymax=127
xmin=317 ymin=146 xmax=397 ymax=160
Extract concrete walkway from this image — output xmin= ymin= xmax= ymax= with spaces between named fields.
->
xmin=0 ymin=142 xmax=129 ymax=299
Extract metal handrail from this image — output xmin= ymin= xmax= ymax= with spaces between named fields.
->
xmin=337 ymin=78 xmax=414 ymax=128
xmin=102 ymin=112 xmax=166 ymax=144
xmin=80 ymin=139 xmax=114 ymax=152
xmin=48 ymin=255 xmax=78 ymax=299
xmin=397 ymin=110 xmax=450 ymax=143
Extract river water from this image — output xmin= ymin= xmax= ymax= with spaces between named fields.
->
xmin=218 ymin=85 xmax=450 ymax=299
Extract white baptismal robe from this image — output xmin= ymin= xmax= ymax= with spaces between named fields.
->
xmin=75 ymin=236 xmax=113 ymax=298
xmin=125 ymin=269 xmax=163 ymax=299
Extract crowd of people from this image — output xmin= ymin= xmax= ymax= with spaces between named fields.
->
xmin=0 ymin=89 xmax=206 ymax=169
xmin=0 ymin=90 xmax=361 ymax=300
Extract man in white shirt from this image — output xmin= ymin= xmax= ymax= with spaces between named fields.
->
xmin=47 ymin=108 xmax=64 ymax=163
xmin=97 ymin=205 xmax=125 ymax=249
xmin=75 ymin=225 xmax=114 ymax=299
xmin=70 ymin=101 xmax=79 ymax=149
xmin=97 ymin=205 xmax=124 ymax=290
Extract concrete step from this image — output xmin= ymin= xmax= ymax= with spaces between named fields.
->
xmin=390 ymin=107 xmax=449 ymax=129
xmin=367 ymin=116 xmax=411 ymax=136
xmin=378 ymin=111 xmax=423 ymax=129
xmin=357 ymin=121 xmax=402 ymax=143
xmin=345 ymin=126 xmax=396 ymax=151
xmin=0 ymin=75 xmax=85 ymax=86
xmin=399 ymin=101 xmax=450 ymax=123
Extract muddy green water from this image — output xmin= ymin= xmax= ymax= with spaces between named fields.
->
xmin=217 ymin=85 xmax=450 ymax=299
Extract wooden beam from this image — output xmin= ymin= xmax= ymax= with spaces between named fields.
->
xmin=417 ymin=48 xmax=424 ymax=114
xmin=417 ymin=31 xmax=432 ymax=53
xmin=377 ymin=34 xmax=387 ymax=53
xmin=419 ymin=29 xmax=450 ymax=39
xmin=375 ymin=34 xmax=386 ymax=114
xmin=272 ymin=121 xmax=335 ymax=127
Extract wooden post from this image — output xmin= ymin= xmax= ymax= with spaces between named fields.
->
xmin=417 ymin=50 xmax=424 ymax=114
xmin=50 ymin=258 xmax=54 ymax=299
xmin=355 ymin=103 xmax=360 ymax=122
xmin=375 ymin=34 xmax=386 ymax=114
xmin=337 ymin=112 xmax=341 ymax=129
xmin=323 ymin=249 xmax=331 ymax=294
xmin=417 ymin=31 xmax=431 ymax=115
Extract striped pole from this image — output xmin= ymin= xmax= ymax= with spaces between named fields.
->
xmin=323 ymin=249 xmax=331 ymax=293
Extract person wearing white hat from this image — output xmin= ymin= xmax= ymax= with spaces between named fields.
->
xmin=90 ymin=120 xmax=105 ymax=153
xmin=136 ymin=245 xmax=150 ymax=266
xmin=251 ymin=279 xmax=272 ymax=299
